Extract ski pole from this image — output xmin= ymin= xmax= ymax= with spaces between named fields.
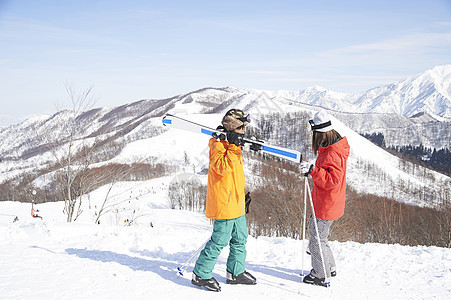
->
xmin=177 ymin=237 xmax=210 ymax=276
xmin=305 ymin=177 xmax=330 ymax=287
xmin=300 ymin=175 xmax=308 ymax=278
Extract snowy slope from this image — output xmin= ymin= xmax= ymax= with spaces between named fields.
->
xmin=1 ymin=177 xmax=450 ymax=300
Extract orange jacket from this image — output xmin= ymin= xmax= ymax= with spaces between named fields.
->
xmin=310 ymin=137 xmax=350 ymax=221
xmin=206 ymin=138 xmax=246 ymax=219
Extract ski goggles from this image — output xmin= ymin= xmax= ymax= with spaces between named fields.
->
xmin=237 ymin=114 xmax=251 ymax=123
xmin=226 ymin=109 xmax=251 ymax=123
xmin=308 ymin=119 xmax=331 ymax=132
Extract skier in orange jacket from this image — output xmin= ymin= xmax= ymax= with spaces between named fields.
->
xmin=192 ymin=109 xmax=256 ymax=292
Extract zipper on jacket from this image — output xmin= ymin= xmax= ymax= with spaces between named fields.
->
xmin=237 ymin=158 xmax=245 ymax=215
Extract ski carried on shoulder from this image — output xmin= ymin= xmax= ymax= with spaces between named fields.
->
xmin=162 ymin=114 xmax=302 ymax=163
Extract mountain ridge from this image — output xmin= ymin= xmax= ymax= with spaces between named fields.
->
xmin=0 ymin=66 xmax=449 ymax=208
xmin=290 ymin=65 xmax=451 ymax=119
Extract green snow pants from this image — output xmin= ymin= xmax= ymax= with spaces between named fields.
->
xmin=193 ymin=215 xmax=248 ymax=279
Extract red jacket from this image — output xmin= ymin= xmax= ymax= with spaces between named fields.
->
xmin=310 ymin=137 xmax=350 ymax=221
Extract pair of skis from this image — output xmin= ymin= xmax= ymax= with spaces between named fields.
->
xmin=162 ymin=114 xmax=302 ymax=163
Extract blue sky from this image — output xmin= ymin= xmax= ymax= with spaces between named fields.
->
xmin=0 ymin=0 xmax=450 ymax=124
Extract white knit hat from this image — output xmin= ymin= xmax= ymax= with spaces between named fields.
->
xmin=310 ymin=111 xmax=334 ymax=132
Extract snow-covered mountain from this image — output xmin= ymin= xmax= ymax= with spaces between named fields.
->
xmin=353 ymin=65 xmax=451 ymax=118
xmin=0 ymin=91 xmax=449 ymax=209
xmin=0 ymin=114 xmax=25 ymax=128
xmin=294 ymin=65 xmax=451 ymax=119
xmin=0 ymin=66 xmax=450 ymax=208
xmin=329 ymin=111 xmax=450 ymax=149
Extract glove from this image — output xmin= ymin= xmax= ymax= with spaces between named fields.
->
xmin=212 ymin=125 xmax=226 ymax=140
xmin=249 ymin=138 xmax=263 ymax=151
xmin=212 ymin=132 xmax=226 ymax=140
xmin=300 ymin=161 xmax=314 ymax=177
xmin=250 ymin=142 xmax=262 ymax=151
xmin=226 ymin=131 xmax=244 ymax=146
xmin=245 ymin=192 xmax=251 ymax=214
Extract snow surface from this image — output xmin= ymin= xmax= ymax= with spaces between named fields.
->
xmin=1 ymin=176 xmax=450 ymax=300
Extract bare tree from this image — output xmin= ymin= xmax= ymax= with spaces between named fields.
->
xmin=61 ymin=84 xmax=98 ymax=221
xmin=32 ymin=83 xmax=98 ymax=221
xmin=93 ymin=163 xmax=139 ymax=224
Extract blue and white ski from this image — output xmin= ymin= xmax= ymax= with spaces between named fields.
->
xmin=162 ymin=114 xmax=302 ymax=163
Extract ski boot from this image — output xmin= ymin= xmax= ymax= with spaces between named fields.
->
xmin=303 ymin=274 xmax=330 ymax=287
xmin=191 ymin=272 xmax=221 ymax=292
xmin=226 ymin=270 xmax=257 ymax=285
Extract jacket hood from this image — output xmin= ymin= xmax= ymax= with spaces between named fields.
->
xmin=318 ymin=137 xmax=350 ymax=158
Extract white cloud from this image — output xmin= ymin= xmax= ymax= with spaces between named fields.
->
xmin=320 ymin=32 xmax=451 ymax=58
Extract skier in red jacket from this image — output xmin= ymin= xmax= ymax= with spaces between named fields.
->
xmin=301 ymin=110 xmax=350 ymax=287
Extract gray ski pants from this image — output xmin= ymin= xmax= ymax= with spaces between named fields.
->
xmin=308 ymin=216 xmax=336 ymax=279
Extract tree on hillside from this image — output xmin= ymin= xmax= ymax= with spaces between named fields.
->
xmin=34 ymin=84 xmax=102 ymax=222
xmin=93 ymin=163 xmax=145 ymax=224
xmin=55 ymin=84 xmax=97 ymax=221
